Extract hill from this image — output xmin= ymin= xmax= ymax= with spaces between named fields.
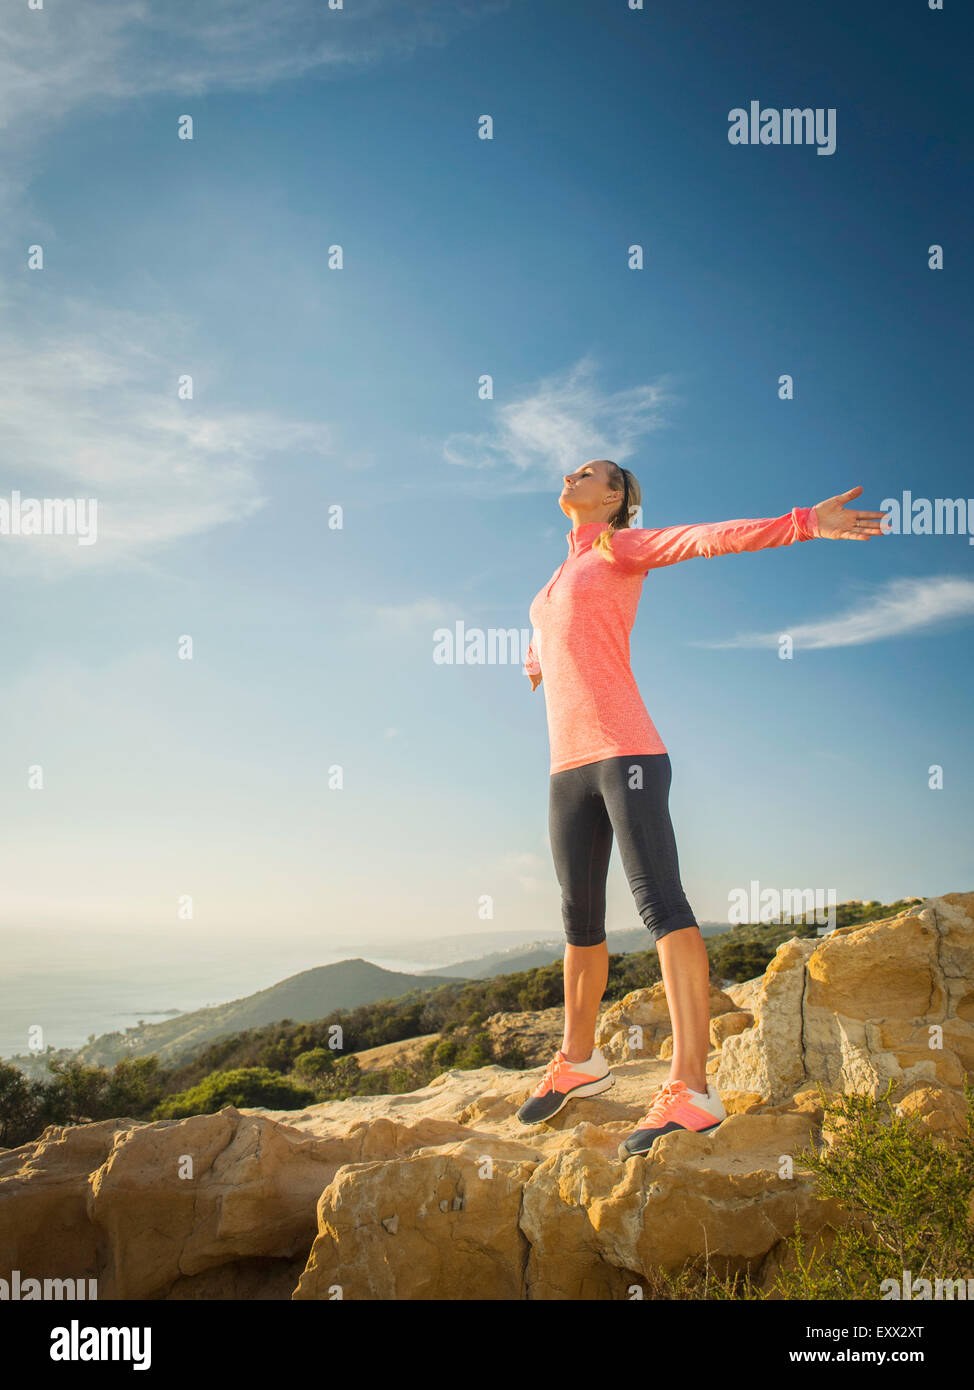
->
xmin=424 ymin=923 xmax=733 ymax=979
xmin=42 ymin=959 xmax=468 ymax=1072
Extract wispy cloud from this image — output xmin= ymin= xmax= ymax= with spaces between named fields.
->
xmin=0 ymin=0 xmax=507 ymax=136
xmin=695 ymin=576 xmax=974 ymax=650
xmin=0 ymin=0 xmax=508 ymax=241
xmin=443 ymin=355 xmax=678 ymax=488
xmin=0 ymin=290 xmax=330 ymax=574
xmin=368 ymin=598 xmax=457 ymax=629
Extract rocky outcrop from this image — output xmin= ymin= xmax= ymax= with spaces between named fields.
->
xmin=717 ymin=892 xmax=974 ymax=1103
xmin=483 ymin=1006 xmax=564 ymax=1065
xmin=1 ymin=893 xmax=970 ymax=1300
xmin=350 ymin=1034 xmax=440 ymax=1072
xmin=595 ymin=982 xmax=738 ymax=1062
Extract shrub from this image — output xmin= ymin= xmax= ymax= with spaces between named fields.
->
xmin=292 ymin=1047 xmax=334 ymax=1080
xmin=153 ymin=1067 xmax=316 ymax=1119
xmin=643 ymin=1082 xmax=974 ymax=1300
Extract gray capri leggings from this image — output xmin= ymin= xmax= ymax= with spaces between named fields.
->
xmin=548 ymin=753 xmax=698 ymax=947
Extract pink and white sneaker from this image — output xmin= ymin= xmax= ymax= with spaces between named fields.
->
xmin=516 ymin=1047 xmax=614 ymax=1124
xmin=618 ymin=1079 xmax=726 ymax=1158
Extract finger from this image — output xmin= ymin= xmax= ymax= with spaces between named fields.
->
xmin=837 ymin=485 xmax=864 ymax=501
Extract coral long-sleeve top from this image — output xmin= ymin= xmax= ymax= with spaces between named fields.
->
xmin=524 ymin=505 xmax=821 ymax=774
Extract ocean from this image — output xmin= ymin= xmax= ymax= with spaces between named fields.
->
xmin=0 ymin=927 xmax=445 ymax=1061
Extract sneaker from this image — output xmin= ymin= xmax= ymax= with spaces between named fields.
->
xmin=516 ymin=1046 xmax=614 ymax=1124
xmin=618 ymin=1079 xmax=726 ymax=1159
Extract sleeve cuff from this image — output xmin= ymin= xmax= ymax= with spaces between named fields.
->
xmin=794 ymin=505 xmax=820 ymax=540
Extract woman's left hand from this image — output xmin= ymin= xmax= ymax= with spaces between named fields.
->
xmin=812 ymin=485 xmax=888 ymax=539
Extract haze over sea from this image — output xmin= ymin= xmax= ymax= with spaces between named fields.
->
xmin=0 ymin=927 xmax=452 ymax=1060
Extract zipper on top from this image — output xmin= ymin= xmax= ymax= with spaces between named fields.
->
xmin=545 ymin=557 xmax=568 ymax=600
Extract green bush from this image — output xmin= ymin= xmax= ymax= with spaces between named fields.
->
xmin=0 ymin=1061 xmax=46 ymax=1148
xmin=152 ymin=1067 xmax=316 ymax=1119
xmin=292 ymin=1047 xmax=335 ymax=1080
xmin=709 ymin=940 xmax=776 ymax=983
xmin=769 ymin=1081 xmax=974 ymax=1298
xmin=645 ymin=1081 xmax=974 ymax=1300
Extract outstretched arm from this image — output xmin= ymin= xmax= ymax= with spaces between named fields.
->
xmin=610 ymin=486 xmax=885 ymax=574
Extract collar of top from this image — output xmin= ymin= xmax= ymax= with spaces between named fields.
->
xmin=566 ymin=521 xmax=610 ymax=555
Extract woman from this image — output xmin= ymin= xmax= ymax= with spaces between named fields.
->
xmin=517 ymin=459 xmax=885 ymax=1159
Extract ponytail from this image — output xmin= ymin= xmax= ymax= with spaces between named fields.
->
xmin=592 ymin=462 xmax=641 ymax=561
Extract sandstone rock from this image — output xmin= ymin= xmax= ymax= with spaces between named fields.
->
xmin=483 ymin=1006 xmax=566 ymax=1066
xmin=895 ymin=1082 xmax=969 ymax=1139
xmin=519 ymin=1111 xmax=844 ymax=1298
xmin=711 ymin=1011 xmax=754 ymax=1047
xmin=718 ymin=894 xmax=974 ymax=1105
xmin=724 ymin=976 xmax=764 ymax=1013
xmin=719 ymin=1091 xmax=766 ymax=1115
xmin=293 ymin=1147 xmax=537 ymax=1300
xmin=596 ymin=982 xmax=737 ymax=1063
xmin=86 ymin=1108 xmax=349 ymax=1298
xmin=716 ymin=938 xmax=816 ymax=1103
xmin=350 ymin=1034 xmax=440 ymax=1072
xmin=0 ymin=1118 xmax=137 ymax=1281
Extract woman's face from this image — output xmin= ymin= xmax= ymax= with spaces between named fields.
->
xmin=560 ymin=460 xmax=619 ymax=521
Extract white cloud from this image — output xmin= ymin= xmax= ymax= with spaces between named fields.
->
xmin=0 ymin=1 xmax=509 ymax=253
xmin=368 ymin=598 xmax=456 ymax=629
xmin=443 ymin=355 xmax=678 ymax=488
xmin=0 ymin=0 xmax=508 ymax=137
xmin=0 ymin=291 xmax=330 ymax=573
xmin=696 ymin=575 xmax=974 ymax=650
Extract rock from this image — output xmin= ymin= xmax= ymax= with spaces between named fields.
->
xmin=718 ymin=893 xmax=974 ymax=1105
xmin=716 ymin=938 xmax=817 ymax=1103
xmin=350 ymin=1034 xmax=440 ymax=1072
xmin=483 ymin=1007 xmax=565 ymax=1066
xmin=519 ymin=1111 xmax=846 ymax=1298
xmin=710 ymin=1011 xmax=754 ymax=1047
xmin=724 ymin=976 xmax=764 ymax=1013
xmin=895 ymin=1082 xmax=968 ymax=1139
xmin=0 ymin=1118 xmax=137 ymax=1282
xmin=86 ymin=1108 xmax=348 ymax=1298
xmin=293 ymin=1148 xmax=537 ymax=1300
xmin=596 ymin=982 xmax=738 ymax=1062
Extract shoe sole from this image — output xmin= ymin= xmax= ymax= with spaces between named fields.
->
xmin=617 ymin=1116 xmax=724 ymax=1160
xmin=517 ymin=1072 xmax=615 ymax=1125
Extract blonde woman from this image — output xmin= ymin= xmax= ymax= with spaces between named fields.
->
xmin=518 ymin=460 xmax=885 ymax=1158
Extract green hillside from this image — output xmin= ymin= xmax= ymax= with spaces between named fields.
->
xmin=63 ymin=959 xmax=468 ymax=1070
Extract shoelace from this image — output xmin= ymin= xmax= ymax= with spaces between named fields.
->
xmin=535 ymin=1051 xmax=570 ymax=1095
xmin=639 ymin=1079 xmax=690 ymax=1127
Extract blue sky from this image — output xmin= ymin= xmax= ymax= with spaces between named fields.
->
xmin=0 ymin=0 xmax=971 ymax=951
